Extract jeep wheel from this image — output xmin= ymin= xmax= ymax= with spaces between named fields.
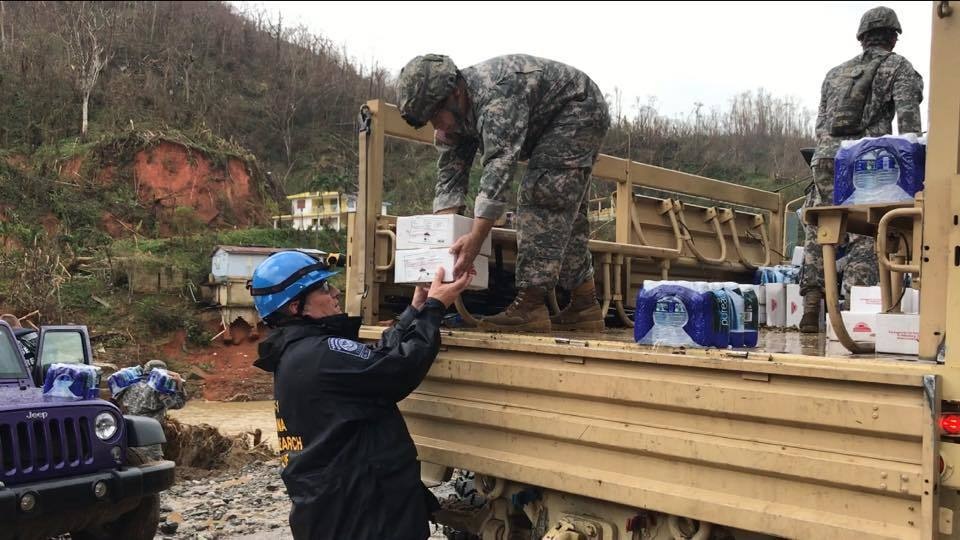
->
xmin=71 ymin=447 xmax=162 ymax=540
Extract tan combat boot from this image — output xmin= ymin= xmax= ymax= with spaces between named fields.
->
xmin=551 ymin=279 xmax=605 ymax=333
xmin=479 ymin=286 xmax=551 ymax=333
xmin=798 ymin=289 xmax=823 ymax=333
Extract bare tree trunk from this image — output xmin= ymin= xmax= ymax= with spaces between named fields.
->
xmin=150 ymin=1 xmax=157 ymax=40
xmin=81 ymin=92 xmax=90 ymax=136
xmin=1 ymin=1 xmax=6 ymax=52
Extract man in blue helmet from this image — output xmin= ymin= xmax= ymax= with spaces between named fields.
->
xmin=250 ymin=250 xmax=474 ymax=540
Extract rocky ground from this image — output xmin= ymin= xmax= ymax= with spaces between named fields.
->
xmin=154 ymin=460 xmax=453 ymax=539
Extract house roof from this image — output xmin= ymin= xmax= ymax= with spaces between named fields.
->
xmin=286 ymin=191 xmax=346 ymax=200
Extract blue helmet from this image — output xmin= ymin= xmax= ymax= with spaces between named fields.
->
xmin=249 ymin=251 xmax=340 ymax=320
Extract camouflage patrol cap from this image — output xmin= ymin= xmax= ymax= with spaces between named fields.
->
xmin=397 ymin=54 xmax=460 ymax=129
xmin=144 ymin=359 xmax=167 ymax=373
xmin=857 ymin=6 xmax=902 ymax=40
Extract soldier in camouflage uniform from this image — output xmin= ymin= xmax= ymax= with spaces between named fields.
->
xmin=115 ymin=359 xmax=187 ymax=459
xmin=799 ymin=6 xmax=924 ymax=333
xmin=397 ymin=54 xmax=611 ymax=333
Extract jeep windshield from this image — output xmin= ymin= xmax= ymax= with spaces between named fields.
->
xmin=0 ymin=327 xmax=28 ymax=379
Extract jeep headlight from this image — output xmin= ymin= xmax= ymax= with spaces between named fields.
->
xmin=94 ymin=412 xmax=118 ymax=441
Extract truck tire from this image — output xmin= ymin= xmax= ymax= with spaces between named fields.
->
xmin=452 ymin=470 xmax=486 ymax=508
xmin=71 ymin=447 xmax=162 ymax=540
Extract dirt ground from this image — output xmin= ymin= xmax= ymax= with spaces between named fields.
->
xmin=161 ymin=326 xmax=273 ymax=402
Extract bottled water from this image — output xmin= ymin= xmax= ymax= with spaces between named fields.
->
xmin=741 ymin=286 xmax=759 ymax=348
xmin=108 ymin=365 xmax=143 ymax=397
xmin=850 ymin=149 xmax=904 ymax=203
xmin=651 ymin=295 xmax=691 ymax=345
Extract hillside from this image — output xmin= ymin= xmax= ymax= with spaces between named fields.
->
xmin=0 ymin=1 xmax=815 ymax=400
xmin=0 ymin=1 xmax=392 ymax=196
xmin=0 ymin=1 xmax=813 ymax=200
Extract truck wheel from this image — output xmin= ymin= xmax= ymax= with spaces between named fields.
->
xmin=71 ymin=448 xmax=162 ymax=540
xmin=443 ymin=527 xmax=480 ymax=540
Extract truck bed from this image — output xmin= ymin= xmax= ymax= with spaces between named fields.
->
xmin=360 ymin=323 xmax=942 ymax=539
xmin=440 ymin=325 xmax=932 ymax=364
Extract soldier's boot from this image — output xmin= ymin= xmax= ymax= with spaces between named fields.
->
xmin=551 ymin=279 xmax=605 ymax=333
xmin=799 ymin=289 xmax=823 ymax=334
xmin=479 ymin=286 xmax=551 ymax=333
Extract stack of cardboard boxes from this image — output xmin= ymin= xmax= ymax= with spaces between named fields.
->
xmin=762 ymin=283 xmax=820 ymax=330
xmin=825 ymin=285 xmax=920 ymax=354
xmin=393 ymin=215 xmax=491 ymax=290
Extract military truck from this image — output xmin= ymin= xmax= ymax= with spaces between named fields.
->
xmin=0 ymin=321 xmax=174 ymax=540
xmin=343 ymin=3 xmax=960 ymax=539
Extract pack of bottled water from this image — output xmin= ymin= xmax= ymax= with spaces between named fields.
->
xmin=635 ymin=281 xmax=759 ymax=349
xmin=754 ymin=266 xmax=799 ymax=284
xmin=834 ymin=134 xmax=925 ymax=205
xmin=147 ymin=368 xmax=179 ymax=395
xmin=42 ymin=363 xmax=101 ymax=400
xmin=108 ymin=365 xmax=144 ymax=397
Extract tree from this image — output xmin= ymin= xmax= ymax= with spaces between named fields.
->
xmin=59 ymin=2 xmax=113 ymax=137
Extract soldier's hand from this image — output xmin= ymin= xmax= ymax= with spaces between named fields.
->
xmin=427 ymin=266 xmax=475 ymax=308
xmin=449 ymin=233 xmax=482 ymax=278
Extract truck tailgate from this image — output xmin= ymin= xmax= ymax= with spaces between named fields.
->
xmin=371 ymin=329 xmax=941 ymax=540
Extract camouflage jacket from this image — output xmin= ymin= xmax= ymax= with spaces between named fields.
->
xmin=813 ymin=46 xmax=924 ymax=162
xmin=434 ymin=54 xmax=609 ymax=220
xmin=116 ymin=380 xmax=187 ymax=423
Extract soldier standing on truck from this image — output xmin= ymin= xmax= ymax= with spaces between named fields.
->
xmin=250 ymin=250 xmax=474 ymax=540
xmin=397 ymin=54 xmax=611 ymax=334
xmin=799 ymin=5 xmax=924 ymax=333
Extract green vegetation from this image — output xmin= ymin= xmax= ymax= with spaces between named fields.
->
xmin=0 ymin=1 xmax=815 ymax=368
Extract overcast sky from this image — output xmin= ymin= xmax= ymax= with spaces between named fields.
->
xmin=235 ymin=1 xmax=933 ymax=128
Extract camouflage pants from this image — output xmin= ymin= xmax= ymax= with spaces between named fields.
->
xmin=516 ymin=166 xmax=595 ymax=289
xmin=515 ymin=93 xmax=608 ymax=290
xmin=800 ymin=159 xmax=879 ymax=302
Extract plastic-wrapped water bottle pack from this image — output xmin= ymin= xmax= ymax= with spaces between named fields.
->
xmin=42 ymin=363 xmax=102 ymax=400
xmin=834 ymin=134 xmax=925 ymax=205
xmin=635 ymin=281 xmax=759 ymax=349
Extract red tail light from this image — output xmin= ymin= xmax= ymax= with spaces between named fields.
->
xmin=940 ymin=414 xmax=960 ymax=435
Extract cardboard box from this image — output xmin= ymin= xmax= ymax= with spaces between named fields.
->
xmin=786 ymin=284 xmax=803 ymax=328
xmin=396 ymin=214 xmax=492 ymax=256
xmin=875 ymin=313 xmax=920 ymax=355
xmin=825 ymin=312 xmax=877 ymax=343
xmin=850 ymin=286 xmax=883 ymax=313
xmin=394 ymin=247 xmax=489 ymax=290
xmin=764 ymin=284 xmax=786 ymax=328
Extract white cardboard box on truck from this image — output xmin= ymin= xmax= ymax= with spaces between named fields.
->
xmin=396 ymin=214 xmax=492 ymax=256
xmin=764 ymin=284 xmax=786 ymax=328
xmin=394 ymin=247 xmax=489 ymax=290
xmin=826 ymin=312 xmax=877 ymax=343
xmin=875 ymin=313 xmax=920 ymax=355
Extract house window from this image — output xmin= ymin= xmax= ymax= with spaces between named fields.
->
xmin=297 ymin=199 xmax=306 ymax=210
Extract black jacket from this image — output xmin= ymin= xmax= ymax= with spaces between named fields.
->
xmin=254 ymin=300 xmax=445 ymax=540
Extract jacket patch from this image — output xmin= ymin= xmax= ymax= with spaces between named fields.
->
xmin=329 ymin=338 xmax=372 ymax=360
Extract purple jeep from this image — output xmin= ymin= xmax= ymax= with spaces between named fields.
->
xmin=0 ymin=321 xmax=174 ymax=540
